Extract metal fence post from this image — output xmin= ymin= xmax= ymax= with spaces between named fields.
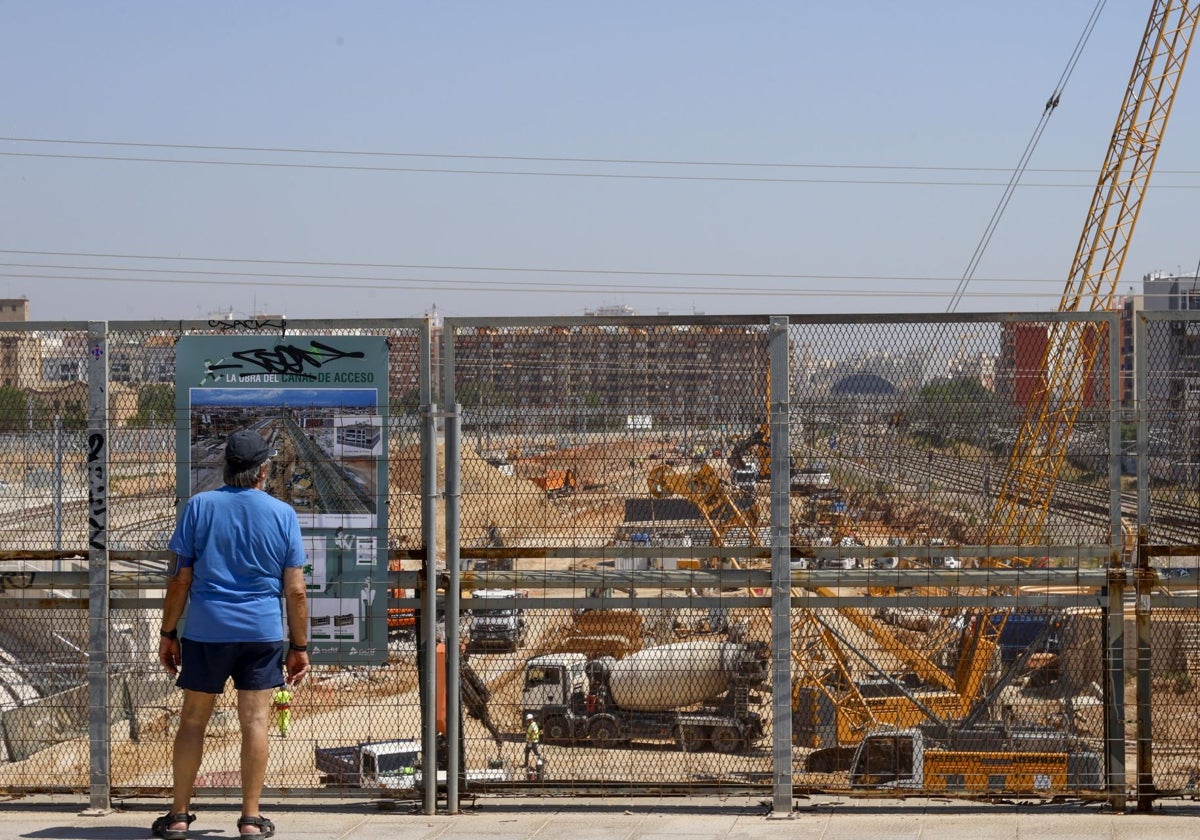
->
xmin=1104 ymin=563 xmax=1127 ymax=811
xmin=1133 ymin=311 xmax=1152 ymax=812
xmin=443 ymin=328 xmax=463 ymax=814
xmin=419 ymin=320 xmax=439 ymax=816
xmin=768 ymin=316 xmax=793 ymax=816
xmin=85 ymin=322 xmax=111 ymax=813
xmin=1134 ymin=528 xmax=1153 ymax=811
xmin=1103 ymin=312 xmax=1126 ymax=811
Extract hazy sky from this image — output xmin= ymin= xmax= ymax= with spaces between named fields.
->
xmin=2 ymin=2 xmax=1198 ymax=322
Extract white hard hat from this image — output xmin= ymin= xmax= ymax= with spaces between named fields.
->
xmin=525 ymin=713 xmax=534 ymax=720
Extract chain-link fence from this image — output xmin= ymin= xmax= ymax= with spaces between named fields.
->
xmin=0 ymin=323 xmax=91 ymax=784
xmin=1135 ymin=312 xmax=1200 ymax=807
xmin=0 ymin=312 xmax=1193 ymax=814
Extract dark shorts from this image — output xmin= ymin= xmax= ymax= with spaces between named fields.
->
xmin=177 ymin=640 xmax=284 ymax=694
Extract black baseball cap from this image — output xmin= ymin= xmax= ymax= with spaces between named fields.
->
xmin=225 ymin=429 xmax=276 ymax=468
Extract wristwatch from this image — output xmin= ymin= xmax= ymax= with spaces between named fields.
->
xmin=289 ymin=642 xmax=308 ymax=652
xmin=160 ymin=628 xmax=178 ymax=640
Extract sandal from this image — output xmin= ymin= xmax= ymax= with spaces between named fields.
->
xmin=237 ymin=814 xmax=276 ymax=838
xmin=151 ymin=811 xmax=195 ymax=840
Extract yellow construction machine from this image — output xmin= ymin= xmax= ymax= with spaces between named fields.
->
xmin=646 ymin=462 xmax=763 ymax=569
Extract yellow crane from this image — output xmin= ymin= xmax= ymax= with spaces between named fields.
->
xmin=990 ymin=0 xmax=1198 ymax=551
xmin=947 ymin=2 xmax=1200 ymax=747
xmin=643 ymin=463 xmax=1002 ymax=764
xmin=790 ymin=596 xmax=1002 ymax=769
xmin=796 ymin=1 xmax=1199 ymax=771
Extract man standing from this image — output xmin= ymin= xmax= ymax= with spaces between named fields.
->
xmin=154 ymin=429 xmax=309 ymax=840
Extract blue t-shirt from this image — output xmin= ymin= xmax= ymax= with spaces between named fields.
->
xmin=168 ymin=486 xmax=306 ymax=643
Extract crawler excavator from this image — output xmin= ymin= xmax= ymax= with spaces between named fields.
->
xmin=645 ymin=412 xmax=1012 ymax=774
xmin=646 ymin=399 xmax=1023 ymax=774
xmin=791 ymin=603 xmax=1032 ymax=771
xmin=724 ymin=367 xmax=805 ymax=487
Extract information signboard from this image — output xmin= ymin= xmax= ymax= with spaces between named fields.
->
xmin=174 ymin=335 xmax=390 ymax=664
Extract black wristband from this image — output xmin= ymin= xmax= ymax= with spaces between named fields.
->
xmin=160 ymin=628 xmax=178 ymax=640
xmin=289 ymin=643 xmax=307 ymax=652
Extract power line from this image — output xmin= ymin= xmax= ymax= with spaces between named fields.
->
xmin=0 ymin=270 xmax=1070 ymax=300
xmin=0 ymin=150 xmax=1119 ymax=186
xmin=0 ymin=254 xmax=1070 ymax=286
xmin=947 ymin=0 xmax=1108 ymax=312
xmin=3 ymin=134 xmax=1199 ymax=176
xmin=0 ymin=247 xmax=1118 ymax=286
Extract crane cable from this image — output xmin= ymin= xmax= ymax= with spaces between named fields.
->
xmin=946 ymin=0 xmax=1108 ymax=312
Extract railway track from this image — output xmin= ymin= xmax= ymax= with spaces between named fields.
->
xmin=834 ymin=437 xmax=1200 ymax=547
xmin=0 ymin=492 xmax=177 ymax=561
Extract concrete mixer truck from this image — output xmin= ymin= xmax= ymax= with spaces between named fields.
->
xmin=520 ymin=640 xmax=768 ymax=753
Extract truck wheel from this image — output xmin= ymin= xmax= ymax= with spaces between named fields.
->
xmin=543 ymin=716 xmax=571 ymax=743
xmin=588 ymin=718 xmax=618 ymax=749
xmin=675 ymin=725 xmax=709 ymax=752
xmin=710 ymin=726 xmax=743 ymax=754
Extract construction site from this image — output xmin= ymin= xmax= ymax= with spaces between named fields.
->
xmin=1 ymin=0 xmax=1200 ymax=816
xmin=4 ymin=376 xmax=1193 ymax=807
xmin=410 ymin=430 xmax=1119 ymax=790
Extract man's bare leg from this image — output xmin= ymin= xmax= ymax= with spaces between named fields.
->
xmin=236 ymin=688 xmax=274 ymax=835
xmin=169 ymin=690 xmax=218 ymax=830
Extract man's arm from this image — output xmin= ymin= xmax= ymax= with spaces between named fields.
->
xmin=282 ymin=565 xmax=309 ymax=685
xmin=158 ymin=557 xmax=192 ymax=676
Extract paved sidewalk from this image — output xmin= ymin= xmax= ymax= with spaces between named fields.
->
xmin=1 ymin=794 xmax=1198 ymax=839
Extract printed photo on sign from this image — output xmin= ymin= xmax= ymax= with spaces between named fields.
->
xmin=185 ymin=387 xmax=380 ymax=529
xmin=310 ymin=597 xmax=363 ymax=642
xmin=332 ymin=415 xmax=383 ymax=458
xmin=302 ymin=535 xmax=327 ymax=592
xmin=303 ymin=533 xmax=378 ymax=588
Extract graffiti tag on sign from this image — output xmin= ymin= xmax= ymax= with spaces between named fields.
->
xmin=207 ymin=318 xmax=285 ymax=333
xmin=206 ymin=340 xmax=367 ymax=382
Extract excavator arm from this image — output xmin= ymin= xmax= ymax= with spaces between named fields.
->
xmin=647 ymin=462 xmax=762 ymax=552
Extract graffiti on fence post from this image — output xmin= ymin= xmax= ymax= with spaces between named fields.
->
xmin=86 ymin=432 xmax=106 ymax=551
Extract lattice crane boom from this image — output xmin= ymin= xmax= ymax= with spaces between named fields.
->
xmin=989 ymin=0 xmax=1199 ymax=549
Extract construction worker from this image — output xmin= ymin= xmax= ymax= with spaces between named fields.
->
xmin=272 ymin=686 xmax=293 ymax=737
xmin=523 ymin=713 xmax=541 ymax=768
